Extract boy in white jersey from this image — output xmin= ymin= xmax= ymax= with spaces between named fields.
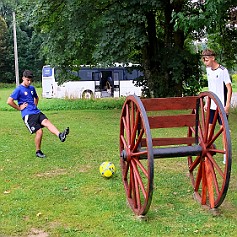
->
xmin=7 ymin=70 xmax=69 ymax=158
xmin=202 ymin=49 xmax=232 ymax=164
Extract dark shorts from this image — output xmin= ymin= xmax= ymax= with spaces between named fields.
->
xmin=23 ymin=112 xmax=47 ymax=134
xmin=209 ymin=109 xmax=228 ymax=125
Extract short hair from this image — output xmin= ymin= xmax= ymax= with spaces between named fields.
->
xmin=23 ymin=70 xmax=34 ymax=78
xmin=202 ymin=49 xmax=216 ymax=57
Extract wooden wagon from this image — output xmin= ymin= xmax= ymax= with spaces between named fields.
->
xmin=119 ymin=92 xmax=232 ymax=216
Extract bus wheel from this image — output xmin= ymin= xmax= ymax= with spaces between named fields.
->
xmin=82 ymin=90 xmax=93 ymax=99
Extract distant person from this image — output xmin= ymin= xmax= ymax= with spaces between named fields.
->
xmin=7 ymin=70 xmax=69 ymax=158
xmin=202 ymin=49 xmax=232 ymax=164
xmin=107 ymin=76 xmax=114 ymax=96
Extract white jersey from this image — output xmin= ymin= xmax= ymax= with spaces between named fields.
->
xmin=206 ymin=65 xmax=231 ymax=110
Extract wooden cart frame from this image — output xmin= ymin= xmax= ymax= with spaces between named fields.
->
xmin=119 ymin=92 xmax=232 ymax=216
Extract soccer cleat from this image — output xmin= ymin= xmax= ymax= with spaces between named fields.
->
xmin=36 ymin=150 xmax=46 ymax=158
xmin=59 ymin=127 xmax=70 ymax=142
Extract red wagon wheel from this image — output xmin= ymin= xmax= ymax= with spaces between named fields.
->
xmin=188 ymin=91 xmax=232 ymax=209
xmin=120 ymin=95 xmax=154 ymax=216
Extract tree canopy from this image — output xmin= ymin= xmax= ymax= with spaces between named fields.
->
xmin=0 ymin=0 xmax=236 ymax=96
xmin=28 ymin=0 xmax=236 ymax=96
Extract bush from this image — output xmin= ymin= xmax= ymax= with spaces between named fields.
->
xmin=231 ymin=74 xmax=237 ymax=82
xmin=0 ymin=83 xmax=15 ymax=88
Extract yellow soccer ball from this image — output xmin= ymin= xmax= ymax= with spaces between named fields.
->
xmin=99 ymin=162 xmax=116 ymax=178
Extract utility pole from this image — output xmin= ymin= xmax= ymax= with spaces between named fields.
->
xmin=13 ymin=11 xmax=19 ymax=87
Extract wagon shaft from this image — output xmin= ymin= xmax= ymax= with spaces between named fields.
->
xmin=121 ymin=145 xmax=203 ymax=160
xmin=119 ymin=92 xmax=232 ymax=216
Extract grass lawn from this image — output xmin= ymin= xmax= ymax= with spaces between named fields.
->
xmin=1 ymin=87 xmax=237 ymax=236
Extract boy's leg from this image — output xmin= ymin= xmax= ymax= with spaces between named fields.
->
xmin=41 ymin=119 xmax=60 ymax=136
xmin=35 ymin=128 xmax=46 ymax=158
xmin=35 ymin=128 xmax=43 ymax=151
xmin=41 ymin=118 xmax=69 ymax=142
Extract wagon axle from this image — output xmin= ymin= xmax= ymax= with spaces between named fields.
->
xmin=121 ymin=145 xmax=203 ymax=161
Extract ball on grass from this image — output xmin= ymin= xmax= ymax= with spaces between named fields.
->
xmin=99 ymin=161 xmax=116 ymax=178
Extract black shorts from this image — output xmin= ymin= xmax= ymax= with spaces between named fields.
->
xmin=209 ymin=109 xmax=228 ymax=125
xmin=23 ymin=112 xmax=47 ymax=134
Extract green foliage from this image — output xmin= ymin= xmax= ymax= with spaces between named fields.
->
xmin=0 ymin=83 xmax=16 ymax=88
xmin=0 ymin=15 xmax=8 ymax=79
xmin=173 ymin=0 xmax=237 ymax=69
xmin=0 ymin=1 xmax=45 ymax=83
xmin=1 ymin=0 xmax=237 ymax=96
xmin=232 ymin=74 xmax=237 ymax=82
xmin=26 ymin=0 xmax=207 ymax=97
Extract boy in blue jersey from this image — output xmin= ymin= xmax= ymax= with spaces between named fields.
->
xmin=7 ymin=70 xmax=69 ymax=158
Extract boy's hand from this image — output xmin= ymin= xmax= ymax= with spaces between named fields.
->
xmin=19 ymin=102 xmax=28 ymax=110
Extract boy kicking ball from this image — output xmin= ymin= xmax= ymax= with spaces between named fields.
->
xmin=7 ymin=70 xmax=69 ymax=158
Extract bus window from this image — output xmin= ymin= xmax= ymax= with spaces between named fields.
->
xmin=113 ymin=72 xmax=119 ymax=81
xmin=42 ymin=66 xmax=53 ymax=77
xmin=92 ymin=72 xmax=101 ymax=81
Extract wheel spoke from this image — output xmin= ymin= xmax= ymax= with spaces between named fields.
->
xmin=207 ymin=127 xmax=223 ymax=148
xmin=201 ymin=163 xmax=207 ymax=205
xmin=131 ymin=109 xmax=141 ymax=148
xmin=122 ymin=116 xmax=130 ymax=142
xmin=206 ymin=155 xmax=220 ymax=196
xmin=134 ymin=158 xmax=148 ymax=178
xmin=132 ymin=162 xmax=141 ymax=210
xmin=125 ymin=104 xmax=131 ymax=143
xmin=129 ymin=164 xmax=135 ymax=199
xmin=131 ymin=160 xmax=147 ymax=199
xmin=132 ymin=150 xmax=148 ymax=159
xmin=206 ymin=152 xmax=224 ymax=179
xmin=120 ymin=134 xmax=128 ymax=150
xmin=189 ymin=155 xmax=201 ymax=173
xmin=205 ymin=159 xmax=215 ymax=208
xmin=194 ymin=162 xmax=203 ymax=192
xmin=132 ymin=128 xmax=144 ymax=152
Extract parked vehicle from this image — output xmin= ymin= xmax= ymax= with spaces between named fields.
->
xmin=42 ymin=65 xmax=143 ymax=99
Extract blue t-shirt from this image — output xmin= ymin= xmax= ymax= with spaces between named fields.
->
xmin=10 ymin=85 xmax=41 ymax=118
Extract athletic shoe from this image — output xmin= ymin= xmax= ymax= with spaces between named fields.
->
xmin=59 ymin=127 xmax=70 ymax=142
xmin=36 ymin=150 xmax=46 ymax=158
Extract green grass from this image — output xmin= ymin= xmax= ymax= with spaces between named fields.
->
xmin=1 ymin=86 xmax=237 ymax=236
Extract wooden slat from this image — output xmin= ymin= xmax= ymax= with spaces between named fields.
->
xmin=141 ymin=137 xmax=196 ymax=147
xmin=152 ymin=137 xmax=196 ymax=146
xmin=141 ymin=96 xmax=198 ymax=111
xmin=148 ymin=114 xmax=196 ymax=129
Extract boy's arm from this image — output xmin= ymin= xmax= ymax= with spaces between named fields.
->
xmin=7 ymin=97 xmax=27 ymax=111
xmin=225 ymin=83 xmax=232 ymax=114
xmin=34 ymin=96 xmax=39 ymax=106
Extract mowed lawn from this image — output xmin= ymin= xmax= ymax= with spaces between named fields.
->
xmin=1 ymin=88 xmax=237 ymax=236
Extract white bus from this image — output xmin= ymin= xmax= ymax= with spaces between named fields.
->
xmin=42 ymin=65 xmax=143 ymax=99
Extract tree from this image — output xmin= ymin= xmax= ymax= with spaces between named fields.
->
xmin=0 ymin=16 xmax=8 ymax=82
xmin=27 ymin=0 xmax=236 ymax=96
xmin=0 ymin=0 xmax=45 ymax=83
xmin=174 ymin=0 xmax=237 ymax=69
